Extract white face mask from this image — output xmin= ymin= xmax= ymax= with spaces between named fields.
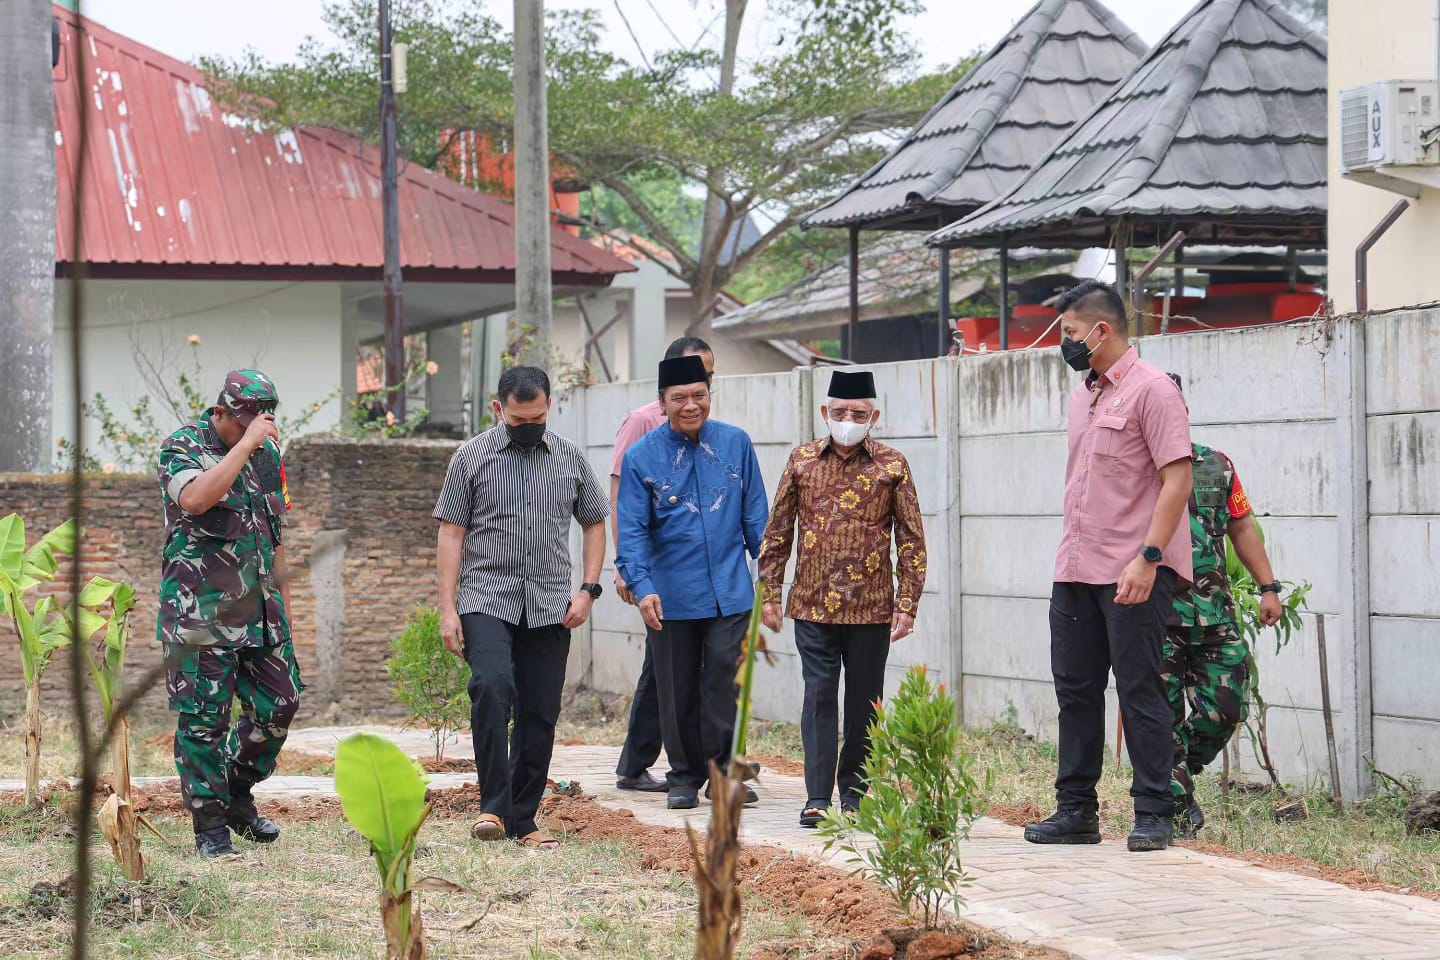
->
xmin=827 ymin=416 xmax=871 ymax=447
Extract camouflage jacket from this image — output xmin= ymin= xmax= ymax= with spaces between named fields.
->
xmin=155 ymin=413 xmax=290 ymax=648
xmin=1172 ymin=443 xmax=1253 ymax=628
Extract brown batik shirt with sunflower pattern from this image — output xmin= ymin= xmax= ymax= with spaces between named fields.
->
xmin=758 ymin=437 xmax=927 ymax=624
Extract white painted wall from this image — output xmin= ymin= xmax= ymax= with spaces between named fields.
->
xmin=1328 ymin=0 xmax=1440 ymax=311
xmin=53 ymin=279 xmax=346 ymax=463
xmin=558 ymin=313 xmax=1440 ymax=792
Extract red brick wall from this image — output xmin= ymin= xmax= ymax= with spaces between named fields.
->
xmin=0 ymin=436 xmax=460 ymax=723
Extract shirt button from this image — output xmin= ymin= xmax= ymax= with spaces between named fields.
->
xmin=669 ymin=496 xmax=678 ymax=504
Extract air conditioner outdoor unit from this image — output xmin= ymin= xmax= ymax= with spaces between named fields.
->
xmin=1339 ymin=80 xmax=1440 ymax=196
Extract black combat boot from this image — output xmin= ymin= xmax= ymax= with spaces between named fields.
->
xmin=227 ymin=808 xmax=281 ymax=843
xmin=195 ymin=826 xmax=241 ymax=859
xmin=1172 ymin=794 xmax=1205 ymax=841
xmin=1023 ymin=806 xmax=1102 ymax=845
xmin=1127 ymin=812 xmax=1174 ymax=852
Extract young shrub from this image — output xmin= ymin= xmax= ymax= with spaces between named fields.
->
xmin=1225 ymin=521 xmax=1312 ymax=791
xmin=0 ymin=515 xmax=78 ymax=808
xmin=387 ymin=607 xmax=470 ymax=761
xmin=818 ymin=665 xmax=988 ymax=930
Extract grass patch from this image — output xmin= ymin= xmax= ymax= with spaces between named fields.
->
xmin=0 ymin=713 xmax=179 ymax=782
xmin=0 ymin=812 xmax=817 ymax=960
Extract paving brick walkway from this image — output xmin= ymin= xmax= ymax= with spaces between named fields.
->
xmin=11 ymin=725 xmax=1439 ymax=960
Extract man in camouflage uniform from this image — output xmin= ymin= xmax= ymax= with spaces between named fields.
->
xmin=1164 ymin=377 xmax=1283 ymax=839
xmin=157 ymin=369 xmax=303 ymax=858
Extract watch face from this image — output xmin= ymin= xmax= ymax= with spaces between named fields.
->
xmin=1142 ymin=546 xmax=1163 ymax=563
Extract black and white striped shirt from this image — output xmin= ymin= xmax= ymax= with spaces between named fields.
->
xmin=434 ymin=425 xmax=609 ymax=627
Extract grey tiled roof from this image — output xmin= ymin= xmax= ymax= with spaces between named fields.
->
xmin=711 ymin=234 xmax=1066 ymax=338
xmin=801 ymin=0 xmax=1146 ymax=231
xmin=928 ymin=0 xmax=1328 ymax=250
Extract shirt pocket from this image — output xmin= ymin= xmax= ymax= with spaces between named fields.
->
xmin=1092 ymin=414 xmax=1140 ymax=477
xmin=192 ymin=489 xmax=251 ymax=541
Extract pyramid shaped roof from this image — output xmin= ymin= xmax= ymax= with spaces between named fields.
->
xmin=802 ymin=0 xmax=1146 ymax=231
xmin=929 ymin=0 xmax=1327 ymax=250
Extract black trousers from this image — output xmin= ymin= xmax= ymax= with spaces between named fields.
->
xmin=1049 ymin=568 xmax=1177 ymax=816
xmin=461 ymin=611 xmax=570 ymax=837
xmin=794 ymin=620 xmax=890 ymax=809
xmin=615 ymin=633 xmax=663 ymax=779
xmin=649 ymin=613 xmax=748 ymax=792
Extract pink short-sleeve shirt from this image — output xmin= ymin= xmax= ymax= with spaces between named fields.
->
xmin=611 ymin=399 xmax=667 ymax=476
xmin=1055 ymin=347 xmax=1193 ymax=585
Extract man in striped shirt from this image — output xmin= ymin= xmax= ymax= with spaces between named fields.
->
xmin=611 ymin=337 xmax=716 ymax=793
xmin=434 ymin=366 xmax=609 ymax=849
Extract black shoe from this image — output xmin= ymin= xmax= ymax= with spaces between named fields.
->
xmin=799 ymin=803 xmax=830 ymax=828
xmin=667 ymin=789 xmax=699 ymax=810
xmin=1127 ymin=812 xmax=1173 ymax=852
xmin=1173 ymin=795 xmax=1205 ymax=841
xmin=227 ymin=808 xmax=280 ymax=844
xmin=616 ymin=771 xmax=668 ymax=793
xmin=195 ymin=826 xmax=241 ymax=859
xmin=704 ymin=781 xmax=758 ymax=805
xmin=1023 ymin=807 xmax=1101 ymax=845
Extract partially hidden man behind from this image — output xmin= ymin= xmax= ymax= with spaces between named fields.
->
xmin=1025 ymin=280 xmax=1194 ymax=853
xmin=758 ymin=370 xmax=927 ymax=829
xmin=616 ymin=354 xmax=769 ymax=811
xmin=610 ymin=337 xmax=717 ymax=794
xmin=157 ymin=369 xmax=302 ymax=859
xmin=434 ymin=366 xmax=609 ymax=850
xmin=1163 ymin=374 xmax=1284 ymax=841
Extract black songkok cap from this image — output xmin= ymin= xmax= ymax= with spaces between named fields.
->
xmin=658 ymin=354 xmax=709 ymax=390
xmin=827 ymin=370 xmax=876 ymax=400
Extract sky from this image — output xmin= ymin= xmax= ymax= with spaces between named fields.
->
xmin=78 ymin=0 xmax=1189 ymax=73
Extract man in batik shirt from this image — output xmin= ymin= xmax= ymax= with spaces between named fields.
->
xmin=758 ymin=369 xmax=927 ymax=828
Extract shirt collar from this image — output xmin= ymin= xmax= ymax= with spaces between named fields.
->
xmin=1086 ymin=345 xmax=1139 ymax=391
xmin=820 ymin=435 xmax=874 ymax=459
xmin=665 ymin=418 xmax=711 ymax=444
xmin=197 ymin=410 xmax=228 ymax=453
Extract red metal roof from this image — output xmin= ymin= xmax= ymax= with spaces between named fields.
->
xmin=52 ymin=6 xmax=633 ymax=283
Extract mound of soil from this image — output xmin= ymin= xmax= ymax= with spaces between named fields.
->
xmin=537 ymin=795 xmax=1065 ymax=959
xmin=1404 ymin=791 xmax=1440 ymax=836
xmin=0 ymin=875 xmax=191 ymax=928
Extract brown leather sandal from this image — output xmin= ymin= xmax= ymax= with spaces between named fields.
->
xmin=470 ymin=814 xmax=504 ymax=841
xmin=517 ymin=830 xmax=560 ymax=850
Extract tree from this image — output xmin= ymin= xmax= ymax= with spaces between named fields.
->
xmin=0 ymin=0 xmax=57 ymax=471
xmin=202 ymin=0 xmax=966 ymax=323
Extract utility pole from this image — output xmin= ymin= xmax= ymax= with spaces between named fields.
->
xmin=379 ymin=0 xmax=406 ymax=420
xmin=0 ymin=1 xmax=57 ymax=471
xmin=513 ymin=0 xmax=552 ymax=364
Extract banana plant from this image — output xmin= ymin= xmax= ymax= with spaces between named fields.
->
xmin=0 ymin=515 xmax=79 ymax=807
xmin=75 ymin=576 xmax=145 ymax=879
xmin=336 ymin=732 xmax=468 ymax=960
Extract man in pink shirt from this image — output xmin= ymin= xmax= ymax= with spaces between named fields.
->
xmin=611 ymin=337 xmax=716 ymax=792
xmin=1024 ymin=281 xmax=1194 ymax=853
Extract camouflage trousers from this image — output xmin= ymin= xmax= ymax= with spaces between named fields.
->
xmin=1162 ymin=622 xmax=1250 ymax=801
xmin=164 ymin=641 xmax=304 ymax=831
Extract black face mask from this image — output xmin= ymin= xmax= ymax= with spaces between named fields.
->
xmin=506 ymin=422 xmax=547 ymax=448
xmin=1060 ymin=324 xmax=1105 ymax=372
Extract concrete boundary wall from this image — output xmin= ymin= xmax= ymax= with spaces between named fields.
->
xmin=565 ymin=312 xmax=1440 ymax=793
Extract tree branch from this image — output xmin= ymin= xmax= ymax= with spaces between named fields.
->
xmin=599 ymin=174 xmax=699 ymax=278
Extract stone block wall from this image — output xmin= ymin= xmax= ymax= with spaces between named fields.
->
xmin=0 ymin=435 xmax=461 ymax=724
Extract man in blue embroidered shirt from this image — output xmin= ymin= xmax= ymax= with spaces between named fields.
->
xmin=616 ymin=354 xmax=770 ymax=811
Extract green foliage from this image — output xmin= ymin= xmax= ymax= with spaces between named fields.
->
xmin=731 ymin=584 xmax=772 ymax=762
xmin=818 ymin=666 xmax=987 ymax=928
xmin=59 ymin=338 xmax=335 ymax=472
xmin=1225 ymin=520 xmax=1313 ymax=788
xmin=335 ymin=731 xmax=455 ymax=957
xmin=201 ymin=0 xmax=971 ymax=313
xmin=387 ymin=607 xmax=471 ymax=761
xmin=0 ymin=515 xmax=79 ymax=686
xmin=75 ymin=576 xmax=138 ymax=721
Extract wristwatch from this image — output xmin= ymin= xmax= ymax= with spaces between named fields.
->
xmin=580 ymin=582 xmax=603 ymax=600
xmin=1258 ymin=582 xmax=1282 ymax=595
xmin=1141 ymin=545 xmax=1163 ymax=564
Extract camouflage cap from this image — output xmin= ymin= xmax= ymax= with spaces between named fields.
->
xmin=217 ymin=369 xmax=279 ymax=417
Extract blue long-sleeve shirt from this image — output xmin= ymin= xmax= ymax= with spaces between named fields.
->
xmin=616 ymin=419 xmax=769 ymax=620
